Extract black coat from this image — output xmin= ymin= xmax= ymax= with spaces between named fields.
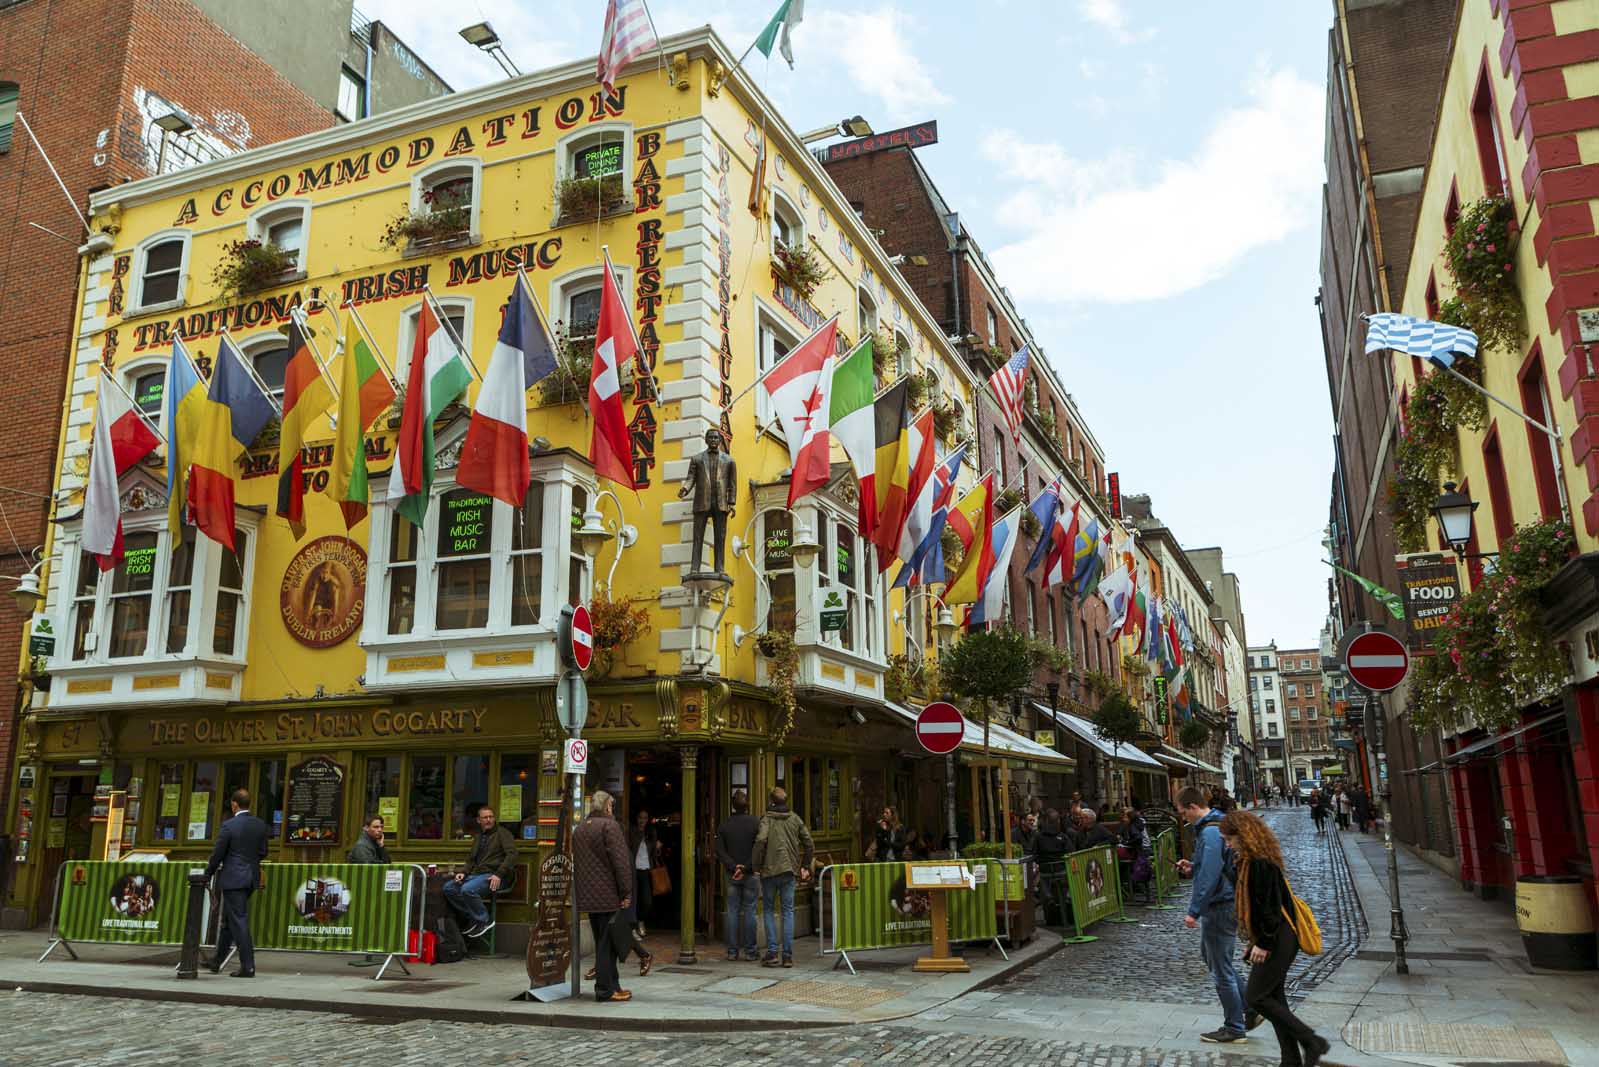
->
xmin=348 ymin=833 xmax=392 ymax=865
xmin=206 ymin=811 xmax=268 ymax=891
xmin=874 ymin=824 xmax=906 ymax=862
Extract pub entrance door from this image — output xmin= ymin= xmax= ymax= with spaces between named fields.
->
xmin=35 ymin=766 xmax=98 ymax=926
xmin=625 ymin=748 xmax=681 ymax=933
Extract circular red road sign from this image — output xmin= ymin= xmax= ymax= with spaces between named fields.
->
xmin=915 ymin=701 xmax=966 ymax=755
xmin=570 ymin=603 xmax=594 ymax=672
xmin=1344 ymin=630 xmax=1409 ymax=692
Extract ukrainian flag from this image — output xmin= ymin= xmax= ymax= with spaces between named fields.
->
xmin=164 ymin=341 xmax=207 ymax=539
xmin=190 ymin=336 xmax=275 ymax=551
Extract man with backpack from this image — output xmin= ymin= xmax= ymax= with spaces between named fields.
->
xmin=1176 ymin=786 xmax=1258 ymax=1044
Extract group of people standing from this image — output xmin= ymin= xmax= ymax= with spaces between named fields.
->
xmin=1306 ymin=783 xmax=1371 ymax=834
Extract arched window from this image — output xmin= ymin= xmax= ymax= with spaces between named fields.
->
xmin=247 ymin=199 xmax=311 ymax=269
xmin=236 ymin=330 xmax=290 ymax=403
xmin=771 ymin=189 xmax=804 ymax=254
xmin=396 ymin=297 xmax=472 ymax=381
xmin=410 ymin=158 xmax=482 ymax=241
xmin=132 ymin=230 xmax=191 ymax=310
xmin=556 ymin=124 xmax=630 ymax=224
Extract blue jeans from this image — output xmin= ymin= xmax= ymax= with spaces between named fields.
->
xmin=761 ymin=872 xmax=795 ymax=959
xmin=1200 ymin=901 xmax=1249 ymax=1033
xmin=443 ymin=872 xmax=495 ymax=926
xmin=726 ymin=875 xmax=759 ymax=955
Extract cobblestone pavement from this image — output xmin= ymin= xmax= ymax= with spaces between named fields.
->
xmin=0 ymin=990 xmax=1283 ymax=1067
xmin=994 ymin=807 xmax=1366 ymax=1005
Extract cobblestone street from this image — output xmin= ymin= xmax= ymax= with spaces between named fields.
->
xmin=993 ymin=807 xmax=1366 ymax=1005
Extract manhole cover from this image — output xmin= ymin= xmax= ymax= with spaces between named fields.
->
xmin=1345 ymin=1022 xmax=1567 ymax=1063
xmin=363 ymin=981 xmax=473 ymax=995
xmin=741 ymin=980 xmax=902 ymax=1009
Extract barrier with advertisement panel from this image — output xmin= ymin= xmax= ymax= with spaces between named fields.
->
xmin=821 ymin=860 xmax=1003 ymax=974
xmin=1061 ymin=845 xmax=1124 ymax=944
xmin=1153 ymin=830 xmax=1180 ymax=903
xmin=39 ymin=860 xmax=424 ymax=980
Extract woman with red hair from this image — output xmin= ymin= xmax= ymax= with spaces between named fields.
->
xmin=1219 ymin=810 xmax=1332 ymax=1067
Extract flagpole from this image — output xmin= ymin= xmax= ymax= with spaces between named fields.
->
xmin=173 ymin=335 xmax=205 ymax=382
xmin=216 ymin=328 xmax=285 ymax=417
xmin=421 ymin=285 xmax=484 ymax=381
xmin=289 ymin=307 xmax=342 ymax=432
xmin=599 ymin=246 xmax=663 ymax=405
xmin=724 ymin=312 xmax=841 ymax=411
xmin=98 ymin=373 xmax=168 ymax=445
xmin=341 ymin=300 xmax=400 ymax=386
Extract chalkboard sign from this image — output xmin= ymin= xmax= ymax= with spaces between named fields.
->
xmin=525 ymin=852 xmax=573 ymax=993
xmin=284 ymin=755 xmax=344 ymax=845
xmin=574 ymin=141 xmax=622 ymax=179
xmin=438 ymin=491 xmax=493 ymax=557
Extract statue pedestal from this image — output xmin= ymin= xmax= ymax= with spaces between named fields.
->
xmin=682 ymin=573 xmax=733 ymax=674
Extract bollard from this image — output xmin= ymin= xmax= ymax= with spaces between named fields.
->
xmin=175 ymin=871 xmax=208 ymax=980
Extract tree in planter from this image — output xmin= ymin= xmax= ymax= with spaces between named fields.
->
xmin=1091 ymin=691 xmax=1143 ymax=800
xmin=941 ymin=625 xmax=1036 ymax=850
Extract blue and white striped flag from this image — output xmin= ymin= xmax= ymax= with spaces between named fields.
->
xmin=1363 ymin=312 xmax=1478 ymax=368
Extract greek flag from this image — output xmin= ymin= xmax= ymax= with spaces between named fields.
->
xmin=1363 ymin=312 xmax=1478 ymax=369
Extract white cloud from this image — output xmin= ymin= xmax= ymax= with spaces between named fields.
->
xmin=1079 ymin=0 xmax=1155 ymax=44
xmin=799 ymin=7 xmax=949 ymax=120
xmin=983 ymin=68 xmax=1322 ymax=304
xmin=363 ymin=0 xmax=580 ymax=90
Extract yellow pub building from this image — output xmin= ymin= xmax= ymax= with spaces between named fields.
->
xmin=2 ymin=29 xmax=1075 ymax=957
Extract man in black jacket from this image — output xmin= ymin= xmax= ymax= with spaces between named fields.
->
xmin=445 ymin=805 xmax=518 ymax=939
xmin=715 ymin=789 xmax=760 ymax=961
xmin=206 ymin=789 xmax=268 ymax=978
xmin=349 ymin=815 xmax=391 ymax=865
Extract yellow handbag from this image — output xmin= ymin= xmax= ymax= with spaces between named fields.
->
xmin=1282 ymin=875 xmax=1323 ymax=955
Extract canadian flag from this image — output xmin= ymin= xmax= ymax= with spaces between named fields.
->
xmin=590 ymin=258 xmax=640 ymax=489
xmin=756 ymin=316 xmax=839 ymax=508
xmin=83 ymin=378 xmax=161 ymax=570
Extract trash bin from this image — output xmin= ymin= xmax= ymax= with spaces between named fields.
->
xmin=1515 ymin=875 xmax=1597 ymax=970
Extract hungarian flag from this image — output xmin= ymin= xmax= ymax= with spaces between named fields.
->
xmin=191 ymin=336 xmax=276 ymax=551
xmin=759 ymin=315 xmax=838 ymax=467
xmin=83 ymin=378 xmax=161 ymax=569
xmin=387 ymin=300 xmax=473 ymax=526
xmin=965 ymin=509 xmax=1018 ymax=630
xmin=828 ymin=338 xmax=876 ymax=522
xmin=944 ymin=473 xmax=995 ymax=606
xmin=276 ymin=317 xmax=334 ymax=539
xmin=787 ymin=347 xmax=835 ymax=508
xmin=590 ymin=258 xmax=640 ymax=489
xmin=894 ymin=440 xmax=966 ymax=588
xmin=881 ymin=406 xmax=935 ymax=571
xmin=330 ymin=319 xmax=396 ymax=528
xmin=164 ymin=341 xmax=205 ymax=540
xmin=459 ymin=274 xmax=557 ymax=507
xmin=864 ymin=379 xmax=910 ymax=550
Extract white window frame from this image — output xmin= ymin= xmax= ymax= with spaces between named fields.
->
xmin=986 ymin=305 xmax=998 ymax=346
xmin=857 ymin=285 xmax=878 ymax=343
xmin=246 ymin=198 xmax=311 ymax=272
xmin=234 ymin=327 xmax=292 ymax=405
xmin=410 ymin=157 xmax=483 ymax=238
xmin=770 ymin=188 xmax=805 ymax=255
xmin=755 ymin=498 xmax=887 ymax=665
xmin=119 ymin=357 xmax=169 ymax=440
xmin=754 ymin=304 xmax=800 ymax=440
xmin=893 ymin=329 xmax=912 ymax=378
xmin=555 ymin=122 xmax=633 ymax=222
xmin=548 ymin=264 xmax=630 ymax=350
xmin=363 ymin=455 xmax=593 ymax=644
xmin=55 ymin=511 xmax=258 ymax=669
xmin=396 ymin=296 xmax=474 ymax=383
xmin=130 ymin=228 xmax=191 ymax=313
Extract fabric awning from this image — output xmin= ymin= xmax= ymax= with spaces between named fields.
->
xmin=1032 ymin=704 xmax=1164 ymax=769
xmin=1155 ymin=745 xmax=1224 ymax=775
xmin=885 ymin=703 xmax=1075 ymax=766
xmin=1443 ymin=711 xmax=1566 ymax=765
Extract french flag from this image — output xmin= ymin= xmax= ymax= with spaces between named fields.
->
xmin=83 ymin=377 xmax=161 ymax=569
xmin=458 ymin=274 xmax=558 ymax=508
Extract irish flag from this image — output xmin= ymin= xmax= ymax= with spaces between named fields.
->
xmin=458 ymin=274 xmax=557 ymax=507
xmin=83 ymin=377 xmax=161 ymax=569
xmin=330 ymin=318 xmax=396 ymax=528
xmin=828 ymin=338 xmax=876 ymax=520
xmin=387 ymin=300 xmax=473 ymax=526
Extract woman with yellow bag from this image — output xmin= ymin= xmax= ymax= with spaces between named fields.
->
xmin=1219 ymin=811 xmax=1332 ymax=1067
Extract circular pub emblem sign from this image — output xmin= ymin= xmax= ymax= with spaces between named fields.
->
xmin=280 ymin=536 xmax=367 ymax=648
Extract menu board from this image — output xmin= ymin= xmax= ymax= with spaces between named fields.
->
xmin=284 ymin=756 xmax=345 ymax=845
xmin=525 ymin=852 xmax=574 ymax=996
xmin=905 ymin=862 xmax=973 ymax=889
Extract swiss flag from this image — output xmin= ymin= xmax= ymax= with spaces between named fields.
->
xmin=590 ymin=258 xmax=640 ymax=489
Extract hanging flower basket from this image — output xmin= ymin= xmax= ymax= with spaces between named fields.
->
xmin=1442 ymin=196 xmax=1525 ymax=355
xmin=557 ymin=173 xmax=628 ymax=224
xmin=772 ymin=241 xmax=829 ymax=301
xmin=932 ymin=401 xmax=960 ymax=443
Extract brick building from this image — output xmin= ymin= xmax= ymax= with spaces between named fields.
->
xmin=1276 ymin=647 xmax=1331 ymax=783
xmin=0 ymin=0 xmax=443 ymax=875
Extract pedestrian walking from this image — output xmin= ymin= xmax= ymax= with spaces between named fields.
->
xmin=1175 ymin=786 xmax=1257 ymax=1044
xmin=716 ymin=788 xmax=761 ymax=962
xmin=1333 ymin=787 xmax=1351 ymax=831
xmin=627 ymin=808 xmax=660 ymax=938
xmin=205 ymin=789 xmax=267 ymax=978
xmin=1219 ymin=810 xmax=1333 ymax=1067
xmin=1308 ymin=788 xmax=1326 ymax=834
xmin=753 ymin=786 xmax=814 ymax=967
xmin=573 ymin=790 xmax=634 ymax=1003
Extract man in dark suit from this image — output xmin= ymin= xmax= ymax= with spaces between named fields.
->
xmin=205 ymin=788 xmax=268 ymax=978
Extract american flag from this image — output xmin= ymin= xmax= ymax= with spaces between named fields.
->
xmin=988 ymin=344 xmax=1030 ymax=445
xmin=598 ymin=0 xmax=658 ymax=94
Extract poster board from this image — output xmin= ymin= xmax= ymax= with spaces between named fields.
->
xmin=284 ymin=756 xmax=344 ymax=844
xmin=828 ymin=860 xmax=996 ymax=953
xmin=248 ymin=862 xmax=413 ymax=954
xmin=1066 ymin=845 xmax=1122 ymax=929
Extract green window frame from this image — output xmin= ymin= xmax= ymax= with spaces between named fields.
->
xmin=361 ymin=750 xmax=506 ymax=846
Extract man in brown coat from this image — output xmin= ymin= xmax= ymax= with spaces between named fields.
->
xmin=572 ymin=789 xmax=633 ymax=1002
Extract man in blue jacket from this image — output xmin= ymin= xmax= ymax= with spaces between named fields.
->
xmin=1176 ymin=785 xmax=1255 ymax=1043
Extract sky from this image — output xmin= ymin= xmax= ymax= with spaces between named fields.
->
xmin=367 ymin=0 xmax=1336 ymax=648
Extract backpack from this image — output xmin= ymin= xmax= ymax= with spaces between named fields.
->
xmin=1282 ymin=874 xmax=1323 ymax=955
xmin=1197 ymin=813 xmax=1238 ymax=888
xmin=433 ymin=914 xmax=468 ymax=963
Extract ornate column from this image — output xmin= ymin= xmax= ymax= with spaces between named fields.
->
xmin=677 ymin=745 xmax=699 ymax=964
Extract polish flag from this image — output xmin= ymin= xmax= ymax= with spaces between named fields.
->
xmin=590 ymin=257 xmax=641 ymax=489
xmin=83 ymin=378 xmax=161 ymax=569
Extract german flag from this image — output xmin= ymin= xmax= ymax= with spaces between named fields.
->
xmin=275 ymin=318 xmax=334 ymax=539
xmin=862 ymin=378 xmax=908 ymax=546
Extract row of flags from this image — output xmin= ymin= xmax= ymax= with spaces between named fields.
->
xmin=83 ymin=254 xmax=646 ymax=567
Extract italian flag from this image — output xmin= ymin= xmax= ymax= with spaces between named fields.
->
xmin=386 ymin=300 xmax=472 ymax=527
xmin=331 ymin=319 xmax=396 ymax=528
xmin=828 ymin=338 xmax=876 ymax=521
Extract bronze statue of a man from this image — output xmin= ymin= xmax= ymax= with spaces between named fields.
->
xmin=679 ymin=427 xmax=737 ymax=578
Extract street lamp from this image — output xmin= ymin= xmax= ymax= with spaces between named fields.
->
xmin=576 ymin=490 xmax=637 ymax=590
xmin=1431 ymin=481 xmax=1478 ymax=557
xmin=894 ymin=586 xmax=956 ymax=659
xmin=459 ymin=21 xmax=520 ymax=77
xmin=798 ymin=115 xmax=874 ymax=144
xmin=791 ymin=519 xmax=820 ymax=568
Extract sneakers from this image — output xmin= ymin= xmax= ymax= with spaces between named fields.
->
xmin=1302 ymin=1034 xmax=1331 ymax=1066
xmin=1246 ymin=1012 xmax=1265 ymax=1031
xmin=1200 ymin=1028 xmax=1248 ymax=1044
xmin=743 ymin=950 xmax=761 ymax=962
xmin=761 ymin=953 xmax=781 ymax=967
xmin=465 ymin=920 xmax=495 ymax=939
xmin=726 ymin=950 xmax=740 ymax=961
xmin=781 ymin=955 xmax=793 ymax=968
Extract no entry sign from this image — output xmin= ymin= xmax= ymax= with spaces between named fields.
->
xmin=1345 ymin=630 xmax=1409 ymax=692
xmin=569 ymin=604 xmax=593 ymax=672
xmin=916 ymin=701 xmax=966 ymax=755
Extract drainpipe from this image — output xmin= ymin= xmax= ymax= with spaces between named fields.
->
xmin=945 ymin=212 xmax=962 ymax=340
xmin=363 ymin=22 xmax=376 ymax=119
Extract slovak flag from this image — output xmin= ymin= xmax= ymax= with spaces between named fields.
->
xmin=83 ymin=378 xmax=161 ymax=569
xmin=458 ymin=274 xmax=558 ymax=507
xmin=590 ymin=256 xmax=641 ymax=489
